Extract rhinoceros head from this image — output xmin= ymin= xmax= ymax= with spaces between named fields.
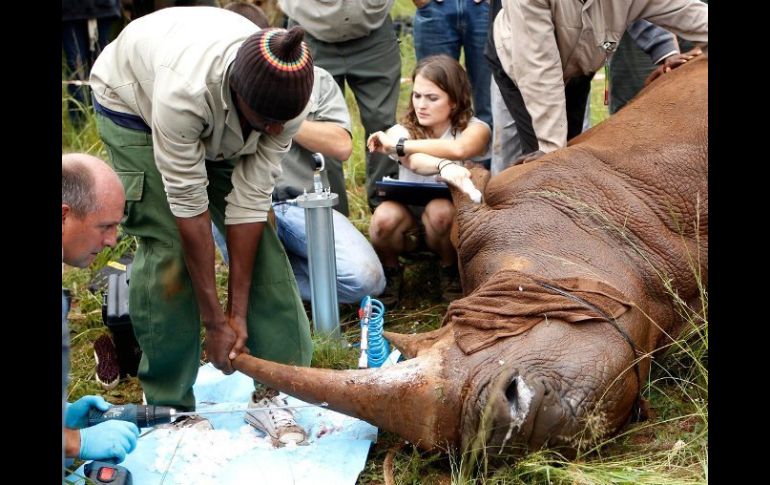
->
xmin=233 ymin=55 xmax=707 ymax=459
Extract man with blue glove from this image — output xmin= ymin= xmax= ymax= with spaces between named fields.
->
xmin=63 ymin=395 xmax=139 ymax=462
xmin=62 ymin=153 xmax=139 ymax=470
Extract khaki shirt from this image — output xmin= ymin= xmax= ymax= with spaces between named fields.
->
xmin=278 ymin=0 xmax=395 ymax=43
xmin=90 ymin=7 xmax=309 ymax=224
xmin=493 ymin=0 xmax=708 ymax=153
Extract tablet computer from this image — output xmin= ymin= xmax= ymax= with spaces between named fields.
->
xmin=375 ymin=177 xmax=451 ymax=207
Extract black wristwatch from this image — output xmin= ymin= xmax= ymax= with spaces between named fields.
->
xmin=395 ymin=137 xmax=407 ymax=157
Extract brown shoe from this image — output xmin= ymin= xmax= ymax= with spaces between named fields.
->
xmin=439 ymin=264 xmax=463 ymax=303
xmin=377 ymin=265 xmax=403 ymax=307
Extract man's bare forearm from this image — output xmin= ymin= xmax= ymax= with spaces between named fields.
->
xmin=226 ymin=222 xmax=263 ymax=319
xmin=293 ymin=120 xmax=353 ymax=161
xmin=175 ymin=211 xmax=221 ymax=325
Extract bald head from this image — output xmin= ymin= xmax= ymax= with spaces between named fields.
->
xmin=62 ymin=153 xmax=126 ymax=267
xmin=62 ymin=153 xmax=125 ymax=217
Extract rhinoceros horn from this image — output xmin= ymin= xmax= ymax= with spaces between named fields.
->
xmin=232 ymin=339 xmax=461 ymax=448
xmin=383 ymin=326 xmax=451 ymax=358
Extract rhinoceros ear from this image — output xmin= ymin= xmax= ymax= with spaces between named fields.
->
xmin=383 ymin=325 xmax=452 ymax=358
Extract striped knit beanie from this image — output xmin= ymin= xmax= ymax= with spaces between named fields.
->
xmin=230 ymin=26 xmax=314 ymax=122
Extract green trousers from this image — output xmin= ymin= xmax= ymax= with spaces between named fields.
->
xmin=296 ymin=17 xmax=401 ymax=209
xmin=96 ymin=113 xmax=313 ymax=410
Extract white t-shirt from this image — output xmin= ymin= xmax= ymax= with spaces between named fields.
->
xmin=388 ymin=117 xmax=491 ymax=184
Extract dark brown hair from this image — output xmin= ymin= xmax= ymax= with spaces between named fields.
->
xmin=401 ymin=55 xmax=474 ymax=140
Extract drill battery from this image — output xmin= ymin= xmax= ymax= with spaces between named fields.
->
xmin=102 ymin=263 xmax=142 ymax=377
xmin=84 ymin=460 xmax=133 ymax=485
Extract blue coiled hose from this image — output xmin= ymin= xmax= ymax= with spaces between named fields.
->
xmin=358 ymin=296 xmax=390 ymax=368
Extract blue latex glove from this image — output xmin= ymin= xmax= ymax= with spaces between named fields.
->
xmin=79 ymin=420 xmax=140 ymax=463
xmin=65 ymin=395 xmax=111 ymax=429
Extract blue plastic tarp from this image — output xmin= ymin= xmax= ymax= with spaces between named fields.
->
xmin=67 ymin=363 xmax=379 ymax=484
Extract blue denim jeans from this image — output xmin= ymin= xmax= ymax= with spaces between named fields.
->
xmin=62 ymin=17 xmax=118 ymax=126
xmin=414 ymin=0 xmax=493 ymax=129
xmin=213 ymin=205 xmax=385 ymax=304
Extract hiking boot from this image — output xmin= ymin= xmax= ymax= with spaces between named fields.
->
xmin=439 ymin=264 xmax=463 ymax=303
xmin=377 ymin=265 xmax=403 ymax=308
xmin=245 ymin=390 xmax=307 ymax=446
xmin=93 ymin=334 xmax=120 ymax=390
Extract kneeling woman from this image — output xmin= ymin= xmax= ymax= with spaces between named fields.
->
xmin=367 ymin=54 xmax=490 ymax=304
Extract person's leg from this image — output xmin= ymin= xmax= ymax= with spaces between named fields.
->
xmin=422 ymin=199 xmax=462 ymax=301
xmin=484 ymin=20 xmax=538 ymax=154
xmin=299 ymin=29 xmax=398 ymax=209
xmin=421 ymin=199 xmax=456 ymax=266
xmin=205 ymin=169 xmax=311 ymax=445
xmin=369 ymin=201 xmax=417 ymax=268
xmin=296 ymin=28 xmax=345 ymax=91
xmin=490 ymin=79 xmax=522 ymax=175
xmin=609 ymin=30 xmax=657 ymax=114
xmin=94 ymin=16 xmax=119 ymax=61
xmin=205 ymin=166 xmax=313 ymax=372
xmin=62 ymin=20 xmax=91 ymax=127
xmin=369 ymin=201 xmax=416 ymax=307
xmin=275 ymin=204 xmax=385 ymax=303
xmin=341 ymin=20 xmax=401 ymax=209
xmin=413 ymin=0 xmax=491 ymax=168
xmin=331 ymin=209 xmax=385 ymax=302
xmin=413 ymin=0 xmax=461 ymax=61
xmin=95 ymin=113 xmax=201 ymax=411
xmin=460 ymin=0 xmax=493 ymax=128
xmin=273 ymin=203 xmax=311 ymax=300
xmin=565 ymin=73 xmax=594 ymax=141
xmin=324 ymin=156 xmax=349 ymax=216
xmin=210 ymin=222 xmax=229 ymax=264
xmin=243 ymin=221 xmax=313 ymax=364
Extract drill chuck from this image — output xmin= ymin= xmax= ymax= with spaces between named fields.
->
xmin=88 ymin=404 xmax=177 ymax=428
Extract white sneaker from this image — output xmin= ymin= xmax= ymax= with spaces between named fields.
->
xmin=245 ymin=392 xmax=307 ymax=445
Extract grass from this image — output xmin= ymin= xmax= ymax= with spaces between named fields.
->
xmin=62 ymin=1 xmax=704 ymax=482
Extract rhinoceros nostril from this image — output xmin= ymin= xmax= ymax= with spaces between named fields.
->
xmin=505 ymin=377 xmax=534 ymax=421
xmin=505 ymin=377 xmax=518 ymax=402
xmin=499 ymin=376 xmax=537 ymax=450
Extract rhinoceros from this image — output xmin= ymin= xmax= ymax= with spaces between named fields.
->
xmin=233 ymin=55 xmax=708 ymax=459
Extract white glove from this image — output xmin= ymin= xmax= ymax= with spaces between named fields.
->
xmin=438 ymin=163 xmax=482 ymax=203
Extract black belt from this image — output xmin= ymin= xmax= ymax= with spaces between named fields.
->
xmin=92 ymin=96 xmax=151 ymax=133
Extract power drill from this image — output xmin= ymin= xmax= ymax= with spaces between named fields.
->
xmin=88 ymin=404 xmax=179 ymax=428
